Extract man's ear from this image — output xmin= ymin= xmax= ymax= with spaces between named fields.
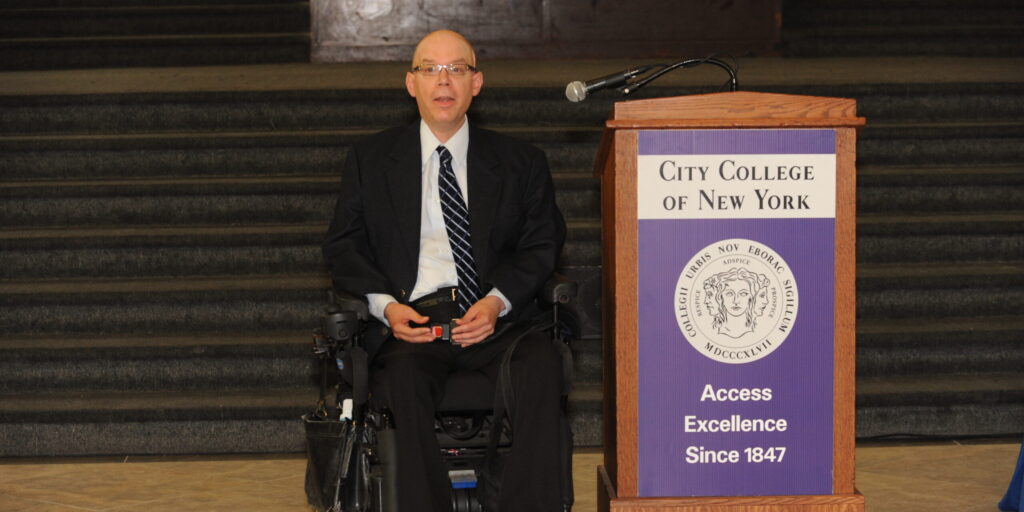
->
xmin=405 ymin=72 xmax=416 ymax=97
xmin=471 ymin=71 xmax=484 ymax=97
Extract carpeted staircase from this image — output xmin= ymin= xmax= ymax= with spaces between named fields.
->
xmin=838 ymin=82 xmax=1024 ymax=438
xmin=0 ymin=0 xmax=309 ymax=70
xmin=0 ymin=1 xmax=1022 ymax=457
xmin=0 ymin=88 xmax=607 ymax=456
xmin=782 ymin=0 xmax=1024 ymax=57
xmin=781 ymin=0 xmax=1024 ymax=438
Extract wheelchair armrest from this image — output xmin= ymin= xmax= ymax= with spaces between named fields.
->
xmin=540 ymin=273 xmax=578 ymax=306
xmin=327 ymin=289 xmax=370 ymax=322
xmin=321 ymin=289 xmax=370 ymax=347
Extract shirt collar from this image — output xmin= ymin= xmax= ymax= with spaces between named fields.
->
xmin=419 ymin=117 xmax=470 ymax=168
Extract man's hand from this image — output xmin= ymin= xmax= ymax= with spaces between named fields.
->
xmin=452 ymin=295 xmax=505 ymax=347
xmin=384 ymin=303 xmax=435 ymax=343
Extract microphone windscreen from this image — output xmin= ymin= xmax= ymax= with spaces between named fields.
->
xmin=565 ymin=81 xmax=587 ymax=102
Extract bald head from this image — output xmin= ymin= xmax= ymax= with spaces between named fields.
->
xmin=412 ymin=30 xmax=476 ymax=68
xmin=405 ymin=29 xmax=483 ymax=142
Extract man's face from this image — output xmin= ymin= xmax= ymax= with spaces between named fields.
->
xmin=405 ymin=31 xmax=484 ymax=140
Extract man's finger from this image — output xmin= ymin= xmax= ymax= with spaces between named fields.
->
xmin=453 ymin=321 xmax=494 ymax=343
xmin=452 ymin=316 xmax=484 ymax=335
xmin=457 ymin=328 xmax=492 ymax=346
xmin=452 ymin=310 xmax=486 ymax=333
xmin=395 ymin=326 xmax=434 ymax=343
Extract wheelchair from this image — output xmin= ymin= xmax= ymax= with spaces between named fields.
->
xmin=304 ymin=276 xmax=579 ymax=512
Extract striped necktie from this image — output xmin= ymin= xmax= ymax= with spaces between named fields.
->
xmin=436 ymin=146 xmax=483 ymax=314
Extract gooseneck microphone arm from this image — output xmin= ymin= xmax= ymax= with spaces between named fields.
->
xmin=565 ymin=64 xmax=658 ymax=103
xmin=621 ymin=56 xmax=738 ymax=96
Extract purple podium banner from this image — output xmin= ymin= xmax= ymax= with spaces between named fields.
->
xmin=636 ymin=129 xmax=836 ymax=497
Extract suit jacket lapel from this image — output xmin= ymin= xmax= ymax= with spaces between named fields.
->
xmin=467 ymin=127 xmax=502 ymax=275
xmin=384 ymin=123 xmax=423 ymax=285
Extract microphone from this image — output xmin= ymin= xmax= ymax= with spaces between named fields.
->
xmin=565 ymin=65 xmax=654 ymax=102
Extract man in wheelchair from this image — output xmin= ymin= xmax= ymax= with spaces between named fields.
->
xmin=321 ymin=29 xmax=571 ymax=511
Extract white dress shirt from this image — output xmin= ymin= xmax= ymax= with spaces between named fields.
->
xmin=367 ymin=118 xmax=511 ymax=325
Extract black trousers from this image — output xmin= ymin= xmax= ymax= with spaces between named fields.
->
xmin=370 ymin=322 xmax=564 ymax=512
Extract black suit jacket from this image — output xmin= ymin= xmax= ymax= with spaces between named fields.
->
xmin=322 ymin=122 xmax=566 ymax=355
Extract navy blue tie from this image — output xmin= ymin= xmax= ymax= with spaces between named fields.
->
xmin=437 ymin=146 xmax=483 ymax=314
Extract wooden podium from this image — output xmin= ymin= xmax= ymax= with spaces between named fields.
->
xmin=596 ymin=92 xmax=866 ymax=512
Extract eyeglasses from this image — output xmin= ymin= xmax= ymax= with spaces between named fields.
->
xmin=411 ymin=63 xmax=477 ymax=77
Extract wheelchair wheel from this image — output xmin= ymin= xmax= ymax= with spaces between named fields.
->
xmin=451 ymin=487 xmax=482 ymax=512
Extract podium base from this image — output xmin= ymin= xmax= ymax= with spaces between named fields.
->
xmin=598 ymin=466 xmax=865 ymax=512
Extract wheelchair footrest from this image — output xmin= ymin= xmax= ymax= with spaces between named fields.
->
xmin=449 ymin=469 xmax=478 ymax=489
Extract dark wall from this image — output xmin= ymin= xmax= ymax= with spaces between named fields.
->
xmin=312 ymin=0 xmax=781 ymax=62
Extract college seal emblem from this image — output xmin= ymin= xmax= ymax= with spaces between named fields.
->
xmin=674 ymin=238 xmax=798 ymax=364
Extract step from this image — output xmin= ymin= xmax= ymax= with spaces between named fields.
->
xmin=858 ymin=164 xmax=1024 ymax=187
xmin=857 ymin=315 xmax=1024 ymax=377
xmin=11 ymin=267 xmax=1020 ymax=386
xmin=858 ymin=211 xmax=1024 ymax=236
xmin=0 ymin=223 xmax=325 ymax=279
xmin=0 ymin=383 xmax=604 ymax=456
xmin=0 ymin=172 xmax=600 ymax=227
xmin=0 ymin=89 xmax=611 ymax=135
xmin=0 ymin=4 xmax=309 ymax=38
xmin=857 ymin=253 xmax=1024 ymax=309
xmin=14 ymin=248 xmax=1013 ymax=308
xmin=862 ymin=121 xmax=1024 ymax=139
xmin=0 ymin=387 xmax=316 ymax=456
xmin=0 ymin=274 xmax=328 ymax=336
xmin=0 ymin=237 xmax=325 ymax=280
xmin=788 ymin=24 xmax=1024 ymax=39
xmin=857 ymin=285 xmax=1024 ymax=320
xmin=13 ymin=368 xmax=1016 ymax=453
xmin=858 ymin=122 xmax=1024 ymax=166
xmin=0 ymin=129 xmax=603 ymax=180
xmin=0 ymin=332 xmax=314 ymax=393
xmin=0 ymin=131 xmax=352 ymax=181
xmin=857 ymin=261 xmax=1024 ymax=290
xmin=783 ymin=7 xmax=1024 ymax=28
xmin=0 ymin=330 xmax=606 ymax=394
xmin=856 ymin=373 xmax=1024 ymax=437
xmin=5 ymin=83 xmax=1024 ymax=136
xmin=0 ymin=221 xmax=602 ymax=280
xmin=844 ymin=84 xmax=1024 ymax=123
xmin=0 ymin=93 xmax=413 ymax=136
xmin=568 ymin=383 xmax=603 ymax=448
xmin=783 ymin=34 xmax=1024 ymax=58
xmin=2 ymin=124 xmax=1018 ymax=186
xmin=0 ymin=235 xmax=603 ymax=333
xmin=4 ymin=122 xmax=1018 ymax=179
xmin=0 ymin=33 xmax=310 ymax=71
xmin=858 ymin=183 xmax=1024 ymax=213
xmin=859 ymin=233 xmax=1024 ymax=265
xmin=4 ymin=171 xmax=1017 ymax=223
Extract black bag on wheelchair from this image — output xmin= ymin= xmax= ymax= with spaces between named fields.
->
xmin=303 ymin=412 xmax=350 ymax=511
xmin=303 ymin=408 xmax=395 ymax=512
xmin=304 ymin=293 xmax=386 ymax=512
